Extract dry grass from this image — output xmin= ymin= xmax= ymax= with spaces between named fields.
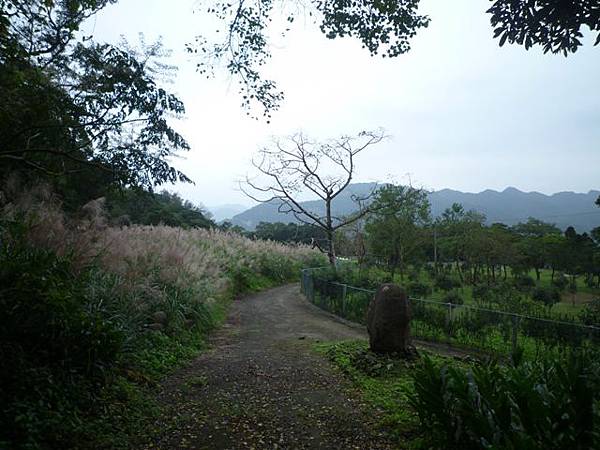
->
xmin=1 ymin=183 xmax=323 ymax=312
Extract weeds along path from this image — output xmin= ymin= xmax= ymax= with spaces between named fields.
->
xmin=142 ymin=284 xmax=394 ymax=450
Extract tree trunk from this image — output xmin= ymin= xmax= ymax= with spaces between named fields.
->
xmin=535 ymin=267 xmax=540 ymax=281
xmin=325 ymin=198 xmax=336 ymax=268
xmin=326 ymin=229 xmax=336 ymax=267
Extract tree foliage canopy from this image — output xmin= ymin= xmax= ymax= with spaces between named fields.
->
xmin=195 ymin=0 xmax=600 ymax=116
xmin=0 ymin=0 xmax=191 ymax=200
xmin=365 ymin=184 xmax=431 ymax=278
xmin=106 ymin=189 xmax=214 ymax=228
xmin=488 ymin=0 xmax=600 ymax=55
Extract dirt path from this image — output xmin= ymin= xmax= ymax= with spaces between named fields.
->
xmin=142 ymin=284 xmax=395 ymax=450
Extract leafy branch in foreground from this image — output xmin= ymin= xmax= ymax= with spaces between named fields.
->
xmin=189 ymin=0 xmax=429 ymax=118
xmin=1 ymin=1 xmax=191 ymax=195
xmin=192 ymin=0 xmax=600 ymax=117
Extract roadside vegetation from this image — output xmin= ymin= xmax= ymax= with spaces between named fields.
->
xmin=0 ymin=185 xmax=324 ymax=449
xmin=321 ymin=341 xmax=600 ymax=450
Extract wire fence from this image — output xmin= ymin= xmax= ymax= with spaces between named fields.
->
xmin=301 ymin=267 xmax=600 ymax=358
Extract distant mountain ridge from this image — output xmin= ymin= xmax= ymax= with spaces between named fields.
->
xmin=231 ymin=183 xmax=600 ymax=232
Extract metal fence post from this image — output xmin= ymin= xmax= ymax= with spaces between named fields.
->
xmin=341 ymin=284 xmax=347 ymax=317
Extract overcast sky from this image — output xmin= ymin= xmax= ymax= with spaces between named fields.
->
xmin=85 ymin=0 xmax=600 ymax=208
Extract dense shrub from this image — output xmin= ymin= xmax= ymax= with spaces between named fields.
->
xmin=552 ymin=274 xmax=569 ymax=290
xmin=531 ymin=286 xmax=561 ymax=309
xmin=472 ymin=284 xmax=491 ymax=303
xmin=454 ymin=309 xmax=505 ymax=337
xmin=470 ymin=282 xmax=529 ymax=313
xmin=513 ymin=274 xmax=536 ymax=291
xmin=407 ymin=281 xmax=431 ymax=298
xmin=443 ymin=290 xmax=463 ymax=305
xmin=433 ymin=273 xmax=460 ymax=291
xmin=407 ymin=269 xmax=421 ymax=282
xmin=325 ymin=265 xmax=388 ymax=290
xmin=424 ymin=264 xmax=436 ymax=277
xmin=411 ymin=301 xmax=448 ymax=332
xmin=579 ymin=298 xmax=600 ymax=326
xmin=521 ymin=316 xmax=587 ymax=346
xmin=410 ymin=351 xmax=600 ymax=450
xmin=569 ymin=278 xmax=578 ymax=294
xmin=0 ymin=226 xmax=123 ymax=374
xmin=0 ymin=224 xmax=124 ymax=447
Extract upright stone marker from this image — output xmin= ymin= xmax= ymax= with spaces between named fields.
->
xmin=367 ymin=284 xmax=412 ymax=354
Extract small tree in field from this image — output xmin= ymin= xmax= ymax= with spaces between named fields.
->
xmin=243 ymin=130 xmax=386 ymax=267
xmin=365 ymin=184 xmax=431 ymax=281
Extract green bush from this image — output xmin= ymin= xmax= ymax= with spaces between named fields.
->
xmin=471 ymin=282 xmax=529 ymax=313
xmin=407 ymin=281 xmax=431 ymax=298
xmin=409 ymin=351 xmax=600 ymax=450
xmin=513 ymin=274 xmax=535 ymax=291
xmin=552 ymin=274 xmax=569 ymax=291
xmin=443 ymin=290 xmax=463 ymax=305
xmin=580 ymin=298 xmax=600 ymax=326
xmin=531 ymin=286 xmax=561 ymax=309
xmin=407 ymin=269 xmax=421 ymax=282
xmin=454 ymin=309 xmax=504 ymax=337
xmin=0 ymin=222 xmax=124 ymax=447
xmin=411 ymin=301 xmax=447 ymax=332
xmin=472 ymin=284 xmax=491 ymax=303
xmin=433 ymin=273 xmax=460 ymax=291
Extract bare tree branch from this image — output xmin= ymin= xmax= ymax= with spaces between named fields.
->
xmin=242 ymin=129 xmax=386 ymax=266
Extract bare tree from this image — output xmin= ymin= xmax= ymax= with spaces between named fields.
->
xmin=242 ymin=130 xmax=386 ymax=267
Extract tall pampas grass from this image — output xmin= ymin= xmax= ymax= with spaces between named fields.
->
xmin=1 ymin=183 xmax=324 ymax=334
